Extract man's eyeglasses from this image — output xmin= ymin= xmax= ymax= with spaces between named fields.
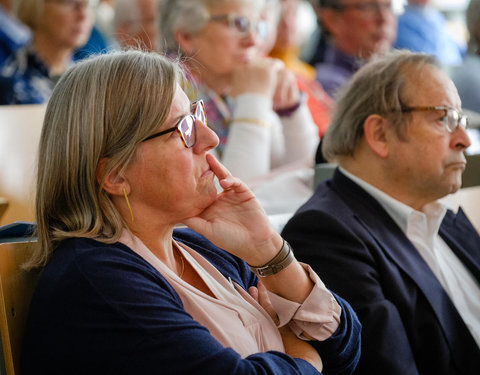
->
xmin=141 ymin=100 xmax=207 ymax=148
xmin=45 ymin=0 xmax=91 ymax=10
xmin=399 ymin=105 xmax=468 ymax=133
xmin=208 ymin=13 xmax=267 ymax=39
xmin=331 ymin=1 xmax=393 ymax=15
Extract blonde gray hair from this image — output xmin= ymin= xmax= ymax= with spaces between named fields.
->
xmin=322 ymin=50 xmax=438 ymax=162
xmin=30 ymin=50 xmax=181 ymax=269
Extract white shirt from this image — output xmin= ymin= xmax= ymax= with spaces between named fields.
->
xmin=340 ymin=167 xmax=480 ymax=348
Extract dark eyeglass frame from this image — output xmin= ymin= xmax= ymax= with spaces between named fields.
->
xmin=141 ymin=100 xmax=207 ymax=148
xmin=208 ymin=13 xmax=267 ymax=39
xmin=45 ymin=0 xmax=90 ymax=10
xmin=398 ymin=105 xmax=468 ymax=133
xmin=331 ymin=1 xmax=393 ymax=13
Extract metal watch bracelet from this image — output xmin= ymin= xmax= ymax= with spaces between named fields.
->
xmin=248 ymin=239 xmax=294 ymax=277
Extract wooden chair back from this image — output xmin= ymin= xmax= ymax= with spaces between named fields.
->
xmin=0 ymin=105 xmax=46 ymax=226
xmin=0 ymin=240 xmax=38 ymax=375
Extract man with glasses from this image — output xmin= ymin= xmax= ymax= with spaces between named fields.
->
xmin=282 ymin=50 xmax=480 ymax=375
xmin=308 ymin=0 xmax=396 ymax=97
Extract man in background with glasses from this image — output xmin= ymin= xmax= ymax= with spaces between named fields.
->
xmin=282 ymin=50 xmax=480 ymax=375
xmin=308 ymin=0 xmax=397 ymax=97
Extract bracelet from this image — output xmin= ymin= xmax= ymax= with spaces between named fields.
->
xmin=248 ymin=239 xmax=294 ymax=277
xmin=232 ymin=117 xmax=271 ymax=128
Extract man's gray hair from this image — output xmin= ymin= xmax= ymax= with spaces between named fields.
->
xmin=322 ymin=50 xmax=439 ymax=161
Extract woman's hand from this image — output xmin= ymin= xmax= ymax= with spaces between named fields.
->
xmin=279 ymin=326 xmax=323 ymax=373
xmin=272 ymin=68 xmax=301 ymax=111
xmin=231 ymin=58 xmax=284 ymax=99
xmin=249 ymin=281 xmax=323 ymax=373
xmin=182 ymin=154 xmax=282 ymax=266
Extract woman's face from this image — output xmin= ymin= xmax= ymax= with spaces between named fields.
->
xmin=183 ymin=1 xmax=263 ymax=79
xmin=37 ymin=0 xmax=93 ymax=50
xmin=123 ymin=85 xmax=220 ymax=223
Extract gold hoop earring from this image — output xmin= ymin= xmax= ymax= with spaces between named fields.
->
xmin=123 ymin=187 xmax=134 ymax=223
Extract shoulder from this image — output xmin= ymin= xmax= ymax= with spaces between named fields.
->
xmin=173 ymin=228 xmax=257 ymax=289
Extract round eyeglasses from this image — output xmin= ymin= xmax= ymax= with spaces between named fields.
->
xmin=141 ymin=100 xmax=207 ymax=148
xmin=399 ymin=105 xmax=468 ymax=133
xmin=208 ymin=13 xmax=267 ymax=40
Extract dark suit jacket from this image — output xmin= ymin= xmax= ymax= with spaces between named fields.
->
xmin=282 ymin=169 xmax=480 ymax=375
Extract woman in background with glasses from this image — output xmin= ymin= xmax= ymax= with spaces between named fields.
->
xmin=160 ymin=0 xmax=319 ymax=212
xmin=0 ymin=0 xmax=92 ymax=104
xmin=21 ymin=50 xmax=360 ymax=374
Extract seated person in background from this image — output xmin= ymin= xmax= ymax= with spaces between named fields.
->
xmin=451 ymin=0 xmax=480 ymax=114
xmin=283 ymin=50 xmax=480 ymax=375
xmin=0 ymin=0 xmax=92 ymax=105
xmin=160 ymin=0 xmax=319 ymax=186
xmin=308 ymin=0 xmax=396 ymax=98
xmin=394 ymin=0 xmax=464 ymax=67
xmin=21 ymin=50 xmax=361 ymax=375
xmin=114 ymin=0 xmax=158 ymax=51
xmin=267 ymin=0 xmax=333 ymax=137
xmin=0 ymin=0 xmax=30 ymax=66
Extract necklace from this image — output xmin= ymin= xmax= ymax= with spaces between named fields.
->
xmin=173 ymin=245 xmax=185 ymax=279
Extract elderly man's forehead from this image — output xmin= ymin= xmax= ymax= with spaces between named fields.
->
xmin=401 ymin=64 xmax=460 ymax=106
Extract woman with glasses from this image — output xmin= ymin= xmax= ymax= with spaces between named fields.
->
xmin=21 ymin=50 xmax=360 ymax=374
xmin=160 ymin=0 xmax=319 ymax=212
xmin=0 ymin=0 xmax=92 ymax=104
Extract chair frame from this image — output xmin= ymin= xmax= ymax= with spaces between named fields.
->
xmin=0 ymin=240 xmax=38 ymax=375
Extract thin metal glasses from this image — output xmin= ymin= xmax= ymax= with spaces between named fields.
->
xmin=399 ymin=105 xmax=468 ymax=133
xmin=208 ymin=13 xmax=267 ymax=39
xmin=141 ymin=100 xmax=207 ymax=148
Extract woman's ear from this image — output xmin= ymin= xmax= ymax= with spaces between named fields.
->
xmin=96 ymin=158 xmax=128 ymax=196
xmin=363 ymin=114 xmax=390 ymax=158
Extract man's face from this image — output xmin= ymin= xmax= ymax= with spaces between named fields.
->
xmin=323 ymin=0 xmax=397 ymax=59
xmin=386 ymin=65 xmax=471 ymax=209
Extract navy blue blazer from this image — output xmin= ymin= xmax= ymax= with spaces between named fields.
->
xmin=282 ymin=169 xmax=480 ymax=375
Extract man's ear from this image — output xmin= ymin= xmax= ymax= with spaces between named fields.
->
xmin=363 ymin=114 xmax=390 ymax=158
xmin=96 ymin=158 xmax=129 ymax=196
xmin=175 ymin=30 xmax=195 ymax=55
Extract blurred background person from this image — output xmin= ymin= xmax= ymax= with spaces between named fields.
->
xmin=394 ymin=0 xmax=464 ymax=67
xmin=267 ymin=0 xmax=333 ymax=137
xmin=0 ymin=0 xmax=93 ymax=104
xmin=114 ymin=0 xmax=157 ymax=51
xmin=0 ymin=0 xmax=30 ymax=66
xmin=307 ymin=0 xmax=396 ymax=98
xmin=451 ymin=0 xmax=480 ymax=114
xmin=160 ymin=0 xmax=319 ymax=215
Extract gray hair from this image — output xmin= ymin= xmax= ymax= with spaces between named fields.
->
xmin=466 ymin=0 xmax=480 ymax=52
xmin=159 ymin=0 xmax=265 ymax=51
xmin=322 ymin=50 xmax=438 ymax=161
xmin=11 ymin=0 xmax=44 ymax=29
xmin=30 ymin=50 xmax=181 ymax=269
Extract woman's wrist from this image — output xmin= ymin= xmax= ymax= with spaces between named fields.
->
xmin=248 ymin=238 xmax=295 ymax=277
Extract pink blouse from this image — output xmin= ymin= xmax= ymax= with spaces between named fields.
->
xmin=120 ymin=230 xmax=341 ymax=358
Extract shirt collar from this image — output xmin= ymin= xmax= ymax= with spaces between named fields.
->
xmin=338 ymin=166 xmax=447 ymax=236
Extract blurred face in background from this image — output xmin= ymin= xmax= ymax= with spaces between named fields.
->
xmin=321 ymin=0 xmax=397 ymax=59
xmin=117 ymin=0 xmax=157 ymax=51
xmin=177 ymin=1 xmax=264 ymax=81
xmin=39 ymin=0 xmax=93 ymax=50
